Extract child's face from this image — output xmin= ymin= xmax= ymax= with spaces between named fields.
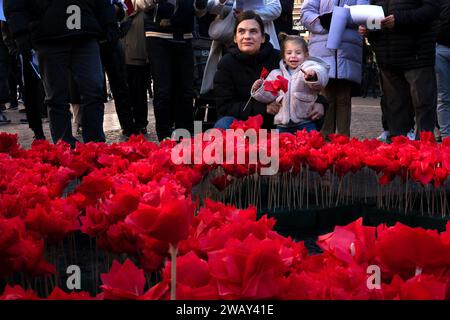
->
xmin=284 ymin=42 xmax=308 ymax=69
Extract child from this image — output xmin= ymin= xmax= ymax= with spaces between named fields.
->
xmin=251 ymin=33 xmax=329 ymax=133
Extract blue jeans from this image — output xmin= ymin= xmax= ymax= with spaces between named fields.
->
xmin=214 ymin=116 xmax=236 ymax=129
xmin=277 ymin=121 xmax=317 ymax=134
xmin=436 ymin=44 xmax=450 ymax=138
xmin=37 ymin=38 xmax=106 ymax=146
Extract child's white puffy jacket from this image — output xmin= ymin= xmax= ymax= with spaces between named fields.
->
xmin=251 ymin=57 xmax=330 ymax=125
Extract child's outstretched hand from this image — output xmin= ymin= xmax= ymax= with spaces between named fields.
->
xmin=303 ymin=69 xmax=318 ymax=82
xmin=251 ymin=79 xmax=264 ymax=94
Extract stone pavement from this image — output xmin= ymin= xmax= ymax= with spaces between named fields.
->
xmin=0 ymin=97 xmax=382 ymax=149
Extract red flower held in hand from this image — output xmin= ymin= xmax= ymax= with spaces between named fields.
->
xmin=260 ymin=67 xmax=269 ymax=79
xmin=264 ymin=75 xmax=289 ymax=96
xmin=100 ymin=259 xmax=146 ymax=300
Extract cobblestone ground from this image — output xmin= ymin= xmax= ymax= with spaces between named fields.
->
xmin=0 ymin=97 xmax=382 ymax=149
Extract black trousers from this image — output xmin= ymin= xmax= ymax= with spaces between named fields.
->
xmin=22 ymin=57 xmax=45 ymax=136
xmin=0 ymin=41 xmax=10 ymax=104
xmin=380 ymin=66 xmax=436 ymax=137
xmin=99 ymin=40 xmax=135 ymax=133
xmin=126 ymin=64 xmax=150 ymax=129
xmin=147 ymin=37 xmax=194 ymax=140
xmin=36 ymin=38 xmax=106 ymax=146
xmin=8 ymin=53 xmax=21 ymax=106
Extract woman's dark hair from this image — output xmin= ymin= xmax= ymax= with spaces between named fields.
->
xmin=278 ymin=32 xmax=309 ymax=58
xmin=234 ymin=10 xmax=265 ymax=36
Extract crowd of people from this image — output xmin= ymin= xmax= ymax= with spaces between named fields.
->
xmin=0 ymin=0 xmax=449 ymax=147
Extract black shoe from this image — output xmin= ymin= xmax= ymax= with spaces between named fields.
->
xmin=139 ymin=127 xmax=148 ymax=135
xmin=33 ymin=134 xmax=46 ymax=141
xmin=122 ymin=128 xmax=138 ymax=137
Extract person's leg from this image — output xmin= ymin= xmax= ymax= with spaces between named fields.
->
xmin=214 ymin=116 xmax=236 ymax=129
xmin=172 ymin=40 xmax=194 ymax=134
xmin=8 ymin=53 xmax=19 ymax=109
xmin=126 ymin=64 xmax=149 ymax=132
xmin=380 ymin=68 xmax=414 ymax=137
xmin=436 ymin=44 xmax=450 ymax=138
xmin=70 ymin=39 xmax=106 ymax=143
xmin=100 ymin=41 xmax=136 ymax=135
xmin=298 ymin=121 xmax=318 ymax=133
xmin=335 ymin=79 xmax=352 ymax=137
xmin=405 ymin=66 xmax=437 ymax=137
xmin=36 ymin=41 xmax=77 ymax=146
xmin=22 ymin=60 xmax=45 ymax=138
xmin=321 ymin=79 xmax=337 ymax=136
xmin=147 ymin=37 xmax=173 ymax=140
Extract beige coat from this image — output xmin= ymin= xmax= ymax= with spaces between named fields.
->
xmin=252 ymin=57 xmax=330 ymax=125
xmin=121 ymin=6 xmax=148 ymax=66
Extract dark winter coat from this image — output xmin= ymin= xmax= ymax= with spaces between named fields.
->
xmin=4 ymin=0 xmax=117 ymax=43
xmin=368 ymin=0 xmax=440 ymax=69
xmin=437 ymin=0 xmax=450 ymax=47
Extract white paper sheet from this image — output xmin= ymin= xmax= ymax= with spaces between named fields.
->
xmin=326 ymin=6 xmax=350 ymax=50
xmin=236 ymin=0 xmax=264 ymax=11
xmin=344 ymin=5 xmax=385 ymax=29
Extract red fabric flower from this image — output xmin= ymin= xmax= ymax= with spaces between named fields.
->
xmin=0 ymin=285 xmax=39 ymax=300
xmin=375 ymin=223 xmax=450 ymax=279
xmin=317 ymin=218 xmax=377 ymax=265
xmin=264 ymin=75 xmax=289 ymax=96
xmin=207 ymin=235 xmax=286 ymax=299
xmin=48 ymin=287 xmax=95 ymax=300
xmin=260 ymin=67 xmax=269 ymax=79
xmin=125 ymin=187 xmax=196 ymax=246
xmin=100 ymin=259 xmax=146 ymax=300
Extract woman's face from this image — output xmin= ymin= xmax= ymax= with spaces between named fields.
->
xmin=234 ymin=19 xmax=265 ymax=55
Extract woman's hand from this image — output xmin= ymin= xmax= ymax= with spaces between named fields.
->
xmin=251 ymin=79 xmax=264 ymax=94
xmin=266 ymin=100 xmax=282 ymax=115
xmin=308 ymin=103 xmax=324 ymax=121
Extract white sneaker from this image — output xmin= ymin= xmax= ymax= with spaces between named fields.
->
xmin=377 ymin=130 xmax=390 ymax=142
xmin=406 ymin=129 xmax=416 ymax=141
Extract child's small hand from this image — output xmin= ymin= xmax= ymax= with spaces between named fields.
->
xmin=304 ymin=70 xmax=318 ymax=82
xmin=251 ymin=79 xmax=264 ymax=93
xmin=308 ymin=103 xmax=324 ymax=121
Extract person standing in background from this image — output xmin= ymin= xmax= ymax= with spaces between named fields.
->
xmin=436 ymin=0 xmax=450 ymax=139
xmin=4 ymin=0 xmax=118 ymax=147
xmin=122 ymin=0 xmax=151 ymax=134
xmin=360 ymin=0 xmax=440 ymax=140
xmin=301 ymin=0 xmax=368 ymax=137
xmin=142 ymin=0 xmax=207 ymax=141
xmin=274 ymin=0 xmax=294 ymax=35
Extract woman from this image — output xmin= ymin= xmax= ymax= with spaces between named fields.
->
xmin=214 ymin=11 xmax=325 ymax=130
xmin=301 ymin=0 xmax=367 ymax=137
xmin=200 ymin=0 xmax=281 ymax=94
